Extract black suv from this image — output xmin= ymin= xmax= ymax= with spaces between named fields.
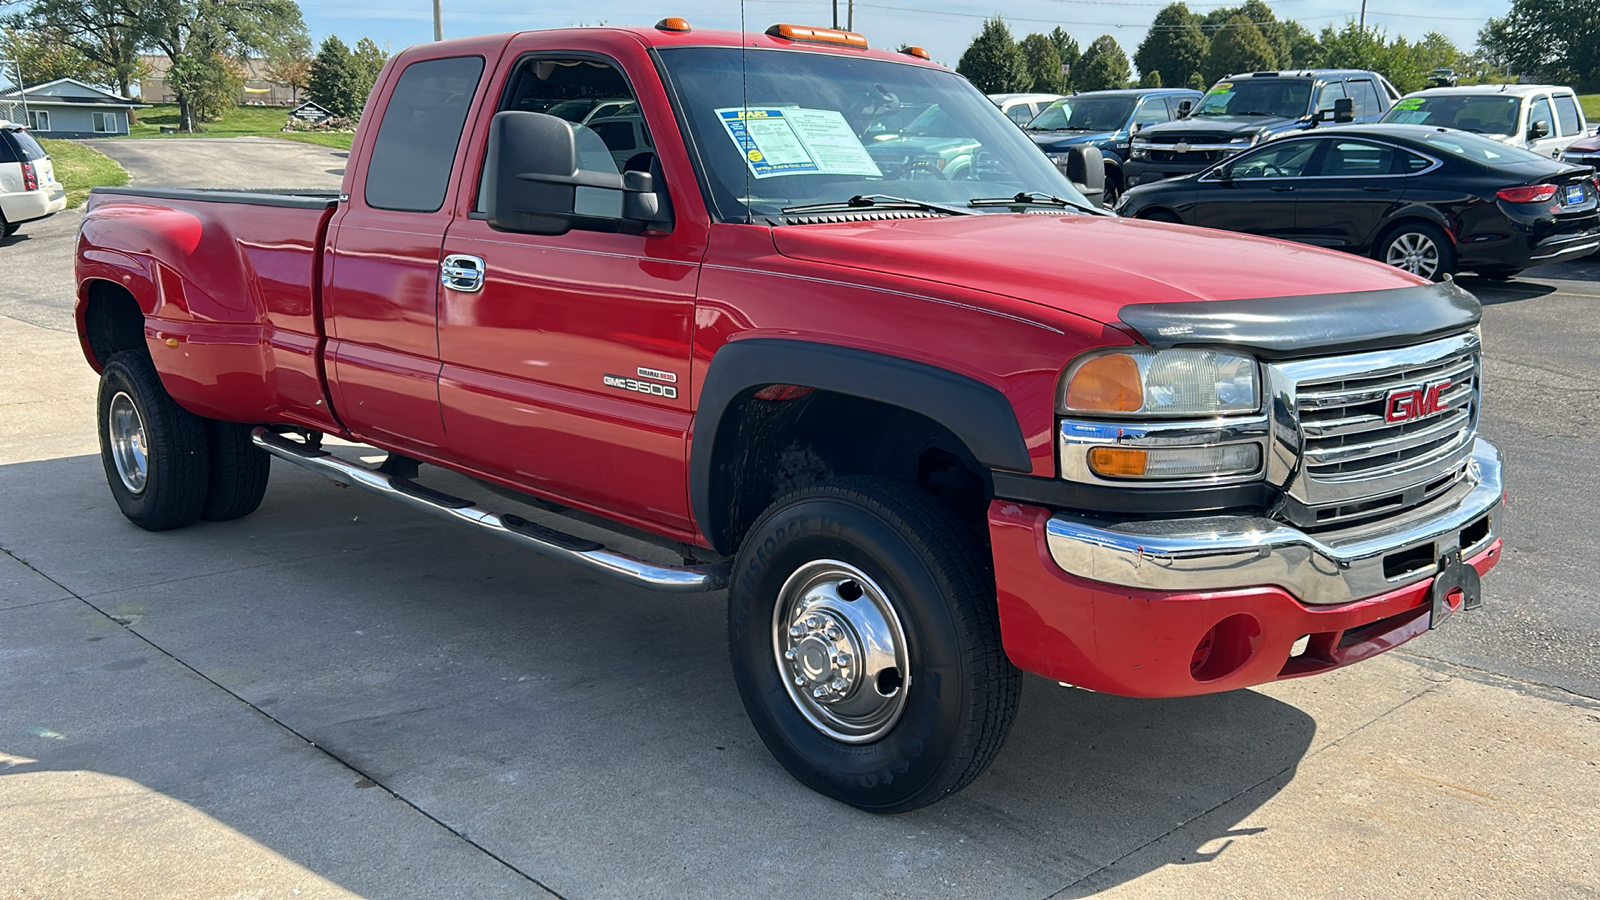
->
xmin=1123 ymin=70 xmax=1401 ymax=187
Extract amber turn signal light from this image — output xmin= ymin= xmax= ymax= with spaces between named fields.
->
xmin=766 ymin=24 xmax=869 ymax=48
xmin=901 ymin=46 xmax=931 ymax=60
xmin=1064 ymin=353 xmax=1142 ymax=413
xmin=1088 ymin=447 xmax=1148 ymax=477
xmin=655 ymin=17 xmax=691 ymax=32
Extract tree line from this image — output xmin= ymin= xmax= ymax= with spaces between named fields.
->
xmin=958 ymin=0 xmax=1598 ymax=98
xmin=0 ymin=0 xmax=388 ymax=131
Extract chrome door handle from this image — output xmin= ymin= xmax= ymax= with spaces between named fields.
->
xmin=441 ymin=254 xmax=486 ymax=292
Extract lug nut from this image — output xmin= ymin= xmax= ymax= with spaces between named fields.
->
xmin=830 ymin=678 xmax=847 ymax=692
xmin=812 ymin=686 xmax=828 ymax=698
xmin=789 ymin=624 xmax=805 ymax=638
xmin=835 ymin=652 xmax=851 ymax=668
xmin=824 ymin=626 xmax=844 ymax=641
xmin=805 ymin=615 xmax=823 ymax=631
xmin=784 ymin=649 xmax=796 ymax=661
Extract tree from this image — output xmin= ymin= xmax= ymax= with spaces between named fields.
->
xmin=1187 ymin=71 xmax=1207 ymax=91
xmin=1135 ymin=3 xmax=1208 ymax=88
xmin=138 ymin=0 xmax=308 ymax=132
xmin=1047 ymin=27 xmax=1079 ymax=90
xmin=1282 ymin=21 xmax=1323 ymax=69
xmin=1318 ymin=21 xmax=1385 ymax=73
xmin=1478 ymin=0 xmax=1600 ymax=91
xmin=1018 ymin=32 xmax=1064 ymax=93
xmin=264 ymin=32 xmax=311 ymax=104
xmin=350 ymin=36 xmax=386 ymax=117
xmin=1233 ymin=0 xmax=1287 ymax=69
xmin=2 ymin=24 xmax=110 ymax=86
xmin=1205 ymin=16 xmax=1275 ymax=83
xmin=3 ymin=0 xmax=147 ymax=97
xmin=1076 ymin=34 xmax=1131 ymax=92
xmin=308 ymin=35 xmax=359 ymax=117
xmin=957 ymin=16 xmax=1027 ymax=94
xmin=1139 ymin=69 xmax=1161 ymax=88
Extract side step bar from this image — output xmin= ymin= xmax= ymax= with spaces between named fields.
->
xmin=251 ymin=429 xmax=728 ymax=593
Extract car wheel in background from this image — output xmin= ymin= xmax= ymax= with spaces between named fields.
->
xmin=1101 ymin=173 xmax=1122 ymax=210
xmin=97 ymin=351 xmax=211 ymax=531
xmin=728 ymin=476 xmax=1021 ymax=812
xmin=1377 ymin=222 xmax=1455 ymax=281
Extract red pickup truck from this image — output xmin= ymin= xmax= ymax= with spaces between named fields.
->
xmin=74 ymin=22 xmax=1504 ymax=812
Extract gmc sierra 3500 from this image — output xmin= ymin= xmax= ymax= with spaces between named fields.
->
xmin=73 ymin=21 xmax=1503 ymax=812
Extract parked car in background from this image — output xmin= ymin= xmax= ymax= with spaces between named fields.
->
xmin=0 ymin=121 xmax=66 ymax=239
xmin=1124 ymin=69 xmax=1400 ymax=187
xmin=1380 ymin=85 xmax=1588 ymax=159
xmin=1116 ymin=124 xmax=1600 ymax=280
xmin=1024 ymin=88 xmax=1202 ymax=207
xmin=1428 ymin=68 xmax=1460 ymax=88
xmin=987 ymin=92 xmax=1065 ymax=126
xmin=1560 ymin=130 xmax=1600 ymax=168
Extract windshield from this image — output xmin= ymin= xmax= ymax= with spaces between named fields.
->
xmin=656 ymin=47 xmax=1087 ymax=221
xmin=1382 ymin=95 xmax=1521 ymax=136
xmin=1417 ymin=129 xmax=1552 ymax=165
xmin=1195 ymin=79 xmax=1312 ymax=118
xmin=1028 ymin=97 xmax=1134 ymax=132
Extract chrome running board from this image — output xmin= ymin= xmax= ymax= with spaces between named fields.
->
xmin=251 ymin=428 xmax=727 ymax=593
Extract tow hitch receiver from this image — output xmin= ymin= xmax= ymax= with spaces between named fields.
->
xmin=1429 ymin=550 xmax=1482 ymax=629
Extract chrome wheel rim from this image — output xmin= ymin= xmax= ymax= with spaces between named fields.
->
xmin=107 ymin=391 xmax=149 ymax=494
xmin=772 ymin=560 xmax=910 ymax=743
xmin=1385 ymin=232 xmax=1440 ymax=279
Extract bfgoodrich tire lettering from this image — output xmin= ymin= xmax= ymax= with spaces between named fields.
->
xmin=97 ymin=351 xmax=210 ymax=530
xmin=728 ymin=476 xmax=1020 ymax=812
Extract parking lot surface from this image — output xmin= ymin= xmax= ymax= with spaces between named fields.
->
xmin=2 ymin=139 xmax=1598 ymax=899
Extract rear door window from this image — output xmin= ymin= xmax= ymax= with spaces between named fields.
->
xmin=11 ymin=129 xmax=46 ymax=160
xmin=364 ymin=55 xmax=485 ymax=212
xmin=1313 ymin=140 xmax=1396 ymax=177
xmin=1553 ymin=94 xmax=1582 ymax=137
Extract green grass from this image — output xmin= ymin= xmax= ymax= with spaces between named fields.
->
xmin=37 ymin=138 xmax=129 ymax=208
xmin=1581 ymin=94 xmax=1599 ymax=124
xmin=127 ymin=103 xmax=353 ymax=149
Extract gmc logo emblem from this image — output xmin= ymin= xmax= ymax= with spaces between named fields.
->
xmin=1386 ymin=379 xmax=1451 ymax=423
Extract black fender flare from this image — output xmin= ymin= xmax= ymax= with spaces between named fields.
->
xmin=690 ymin=339 xmax=1032 ymax=555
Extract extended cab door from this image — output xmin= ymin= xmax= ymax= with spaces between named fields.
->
xmin=436 ymin=36 xmax=708 ymax=538
xmin=322 ymin=49 xmax=496 ymax=454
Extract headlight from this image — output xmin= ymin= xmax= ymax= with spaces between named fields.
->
xmin=1047 ymin=152 xmax=1069 ymax=165
xmin=1059 ymin=348 xmax=1259 ymax=417
xmin=1228 ymin=135 xmax=1259 ymax=146
xmin=1130 ymin=144 xmax=1150 ymax=160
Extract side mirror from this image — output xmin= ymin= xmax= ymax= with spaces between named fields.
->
xmin=1177 ymin=99 xmax=1194 ymax=118
xmin=484 ymin=110 xmax=671 ymax=236
xmin=1333 ymin=97 xmax=1354 ymax=124
xmin=1528 ymin=120 xmax=1551 ymax=140
xmin=1066 ymin=145 xmax=1105 ymax=208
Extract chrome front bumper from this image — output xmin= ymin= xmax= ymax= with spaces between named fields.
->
xmin=1045 ymin=438 xmax=1503 ymax=606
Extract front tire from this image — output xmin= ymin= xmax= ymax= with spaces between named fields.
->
xmin=201 ymin=421 xmax=271 ymax=521
xmin=97 ymin=352 xmax=210 ymax=531
xmin=729 ymin=477 xmax=1020 ymax=813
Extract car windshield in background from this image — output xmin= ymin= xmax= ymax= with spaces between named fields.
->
xmin=1419 ymin=129 xmax=1552 ymax=165
xmin=1383 ymin=95 xmax=1520 ymax=135
xmin=655 ymin=47 xmax=1088 ymax=221
xmin=1195 ymin=79 xmax=1312 ymax=118
xmin=10 ymin=129 xmax=47 ymax=160
xmin=1027 ymin=97 xmax=1134 ymax=132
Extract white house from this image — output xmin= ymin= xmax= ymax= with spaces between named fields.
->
xmin=0 ymin=78 xmax=148 ymax=138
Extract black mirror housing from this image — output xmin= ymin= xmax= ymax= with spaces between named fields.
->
xmin=485 ymin=110 xmax=672 ymax=236
xmin=1529 ymin=120 xmax=1551 ymax=139
xmin=1333 ymin=97 xmax=1355 ymax=124
xmin=1177 ymin=99 xmax=1194 ymax=118
xmin=1066 ymin=145 xmax=1105 ymax=208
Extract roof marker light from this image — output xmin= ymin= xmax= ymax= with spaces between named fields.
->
xmin=655 ymin=17 xmax=691 ymax=33
xmin=901 ymin=46 xmax=931 ymax=60
xmin=766 ymin=23 xmax=869 ymax=49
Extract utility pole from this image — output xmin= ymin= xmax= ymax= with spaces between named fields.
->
xmin=847 ymin=0 xmax=854 ymax=31
xmin=1359 ymin=0 xmax=1367 ymax=31
xmin=832 ymin=0 xmax=838 ymax=29
xmin=433 ymin=0 xmax=443 ymax=41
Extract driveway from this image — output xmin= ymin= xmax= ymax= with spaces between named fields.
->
xmin=90 ymin=136 xmax=347 ymax=190
xmin=2 ymin=139 xmax=1598 ymax=898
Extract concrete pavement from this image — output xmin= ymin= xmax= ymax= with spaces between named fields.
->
xmin=2 ymin=138 xmax=1599 ymax=899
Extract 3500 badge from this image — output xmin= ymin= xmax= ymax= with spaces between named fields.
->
xmin=603 ymin=374 xmax=678 ymax=399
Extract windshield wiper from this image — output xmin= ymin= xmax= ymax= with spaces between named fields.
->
xmin=967 ymin=191 xmax=1108 ymax=216
xmin=780 ymin=194 xmax=976 ymax=217
xmin=1239 ymin=110 xmax=1279 ymax=117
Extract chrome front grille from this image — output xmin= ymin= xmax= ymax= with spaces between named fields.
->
xmin=1268 ymin=332 xmax=1482 ymax=524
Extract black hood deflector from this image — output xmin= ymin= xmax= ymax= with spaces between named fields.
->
xmin=1118 ymin=281 xmax=1481 ymax=359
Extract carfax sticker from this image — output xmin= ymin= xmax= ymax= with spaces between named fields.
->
xmin=716 ymin=107 xmax=883 ymax=179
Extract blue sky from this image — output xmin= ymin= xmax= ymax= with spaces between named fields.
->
xmin=301 ymin=0 xmax=1511 ymax=71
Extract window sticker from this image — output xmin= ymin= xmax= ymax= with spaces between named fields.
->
xmin=1393 ymin=98 xmax=1425 ymax=111
xmin=716 ymin=107 xmax=883 ymax=179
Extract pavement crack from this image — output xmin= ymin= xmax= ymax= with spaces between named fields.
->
xmin=1395 ymin=648 xmax=1600 ymax=706
xmin=0 ymin=544 xmax=570 ymax=900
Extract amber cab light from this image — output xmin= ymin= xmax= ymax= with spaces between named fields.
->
xmin=1496 ymin=184 xmax=1558 ymax=203
xmin=901 ymin=46 xmax=931 ymax=60
xmin=1064 ymin=353 xmax=1142 ymax=413
xmin=655 ymin=17 xmax=691 ymax=32
xmin=766 ymin=23 xmax=869 ymax=48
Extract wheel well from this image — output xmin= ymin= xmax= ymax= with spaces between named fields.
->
xmin=1375 ymin=215 xmax=1453 ymax=249
xmin=709 ymin=389 xmax=993 ymax=555
xmin=82 ymin=280 xmax=147 ymax=368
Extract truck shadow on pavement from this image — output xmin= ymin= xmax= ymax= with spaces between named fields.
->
xmin=0 ymin=454 xmax=1315 ymax=899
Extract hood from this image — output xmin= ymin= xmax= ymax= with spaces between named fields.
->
xmin=1566 ymin=133 xmax=1600 ymax=154
xmin=1140 ymin=115 xmax=1298 ymax=139
xmin=1029 ymin=130 xmax=1119 ymax=151
xmin=770 ymin=214 xmax=1419 ymax=327
xmin=867 ymin=136 xmax=979 ymax=157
